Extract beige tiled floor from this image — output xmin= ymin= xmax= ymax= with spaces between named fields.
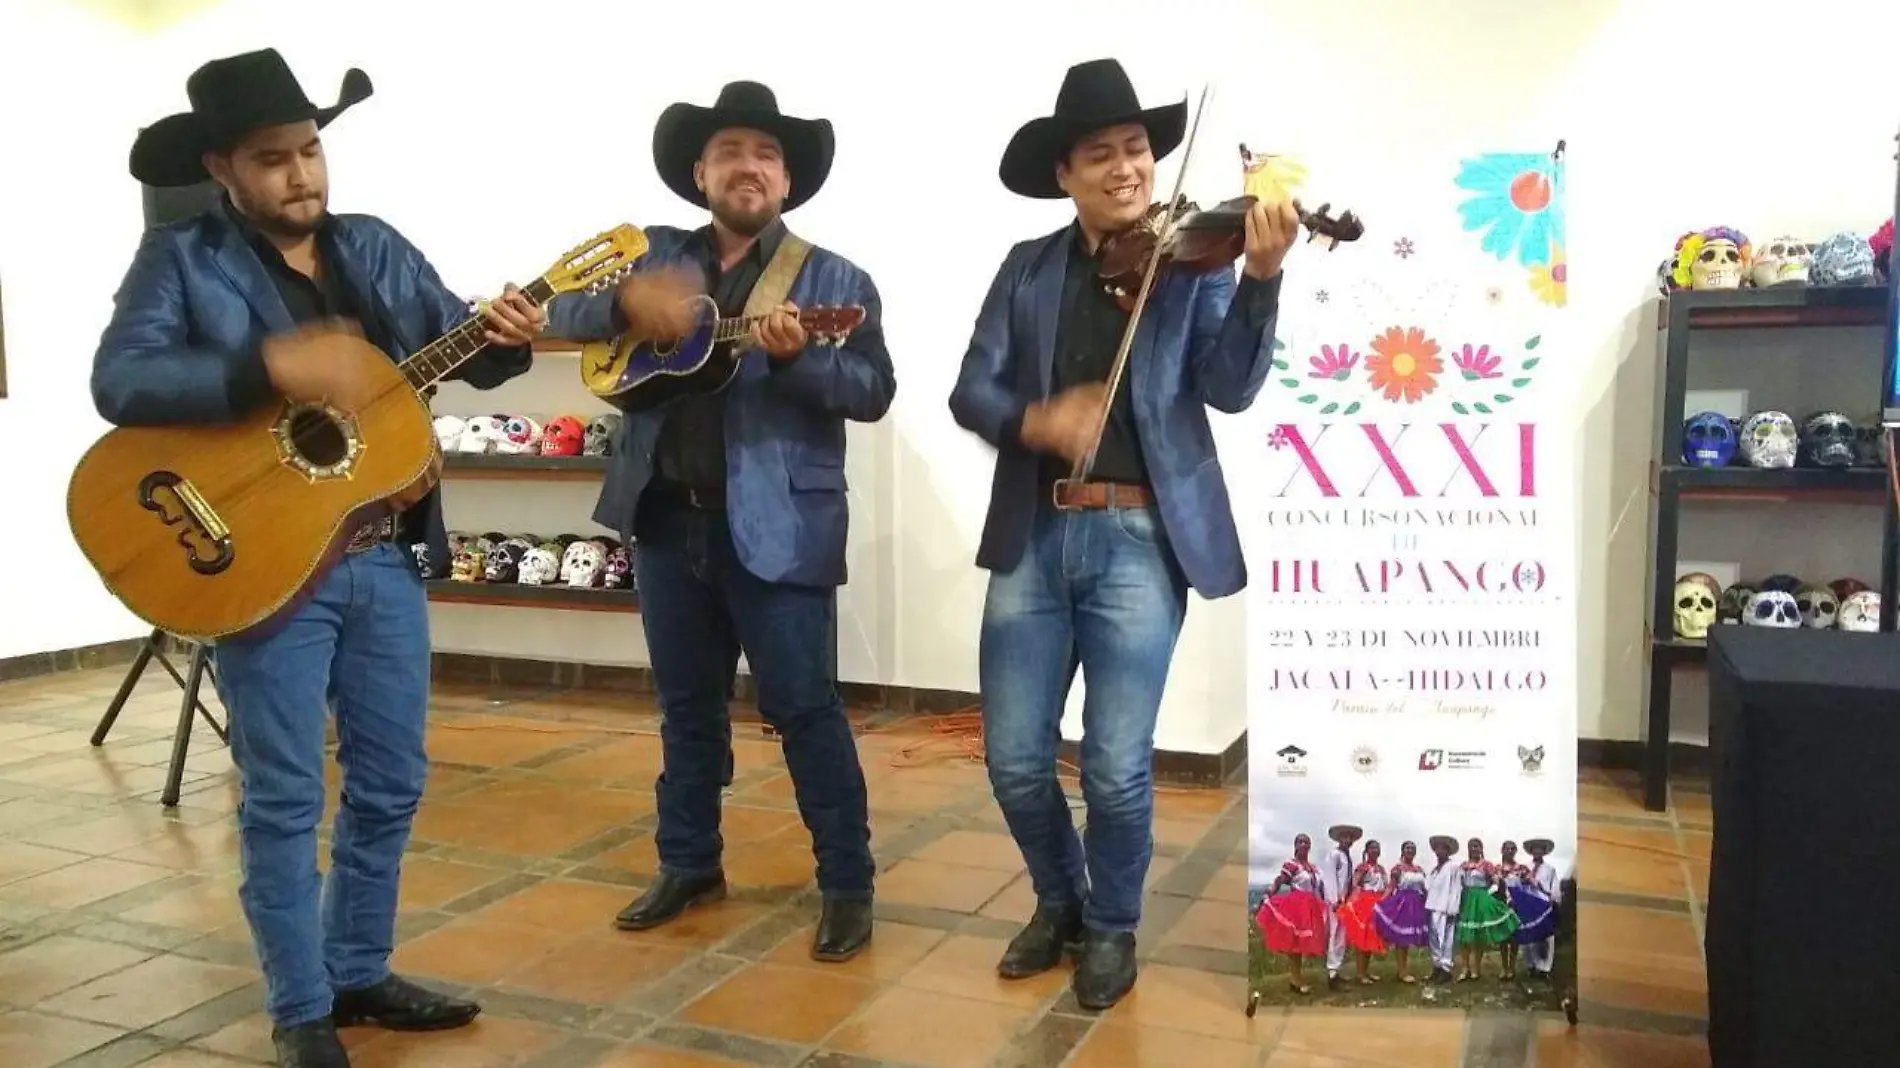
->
xmin=0 ymin=663 xmax=1710 ymax=1066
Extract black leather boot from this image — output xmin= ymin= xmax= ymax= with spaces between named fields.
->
xmin=997 ymin=902 xmax=1085 ymax=979
xmin=332 ymin=974 xmax=479 ymax=1031
xmin=811 ymin=898 xmax=874 ymax=962
xmin=273 ymin=1021 xmax=351 ymax=1067
xmin=1071 ymin=928 xmax=1138 ymax=1011
xmin=614 ymin=870 xmax=727 ymax=931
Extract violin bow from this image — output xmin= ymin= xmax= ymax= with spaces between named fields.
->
xmin=1063 ymin=83 xmax=1214 ymax=488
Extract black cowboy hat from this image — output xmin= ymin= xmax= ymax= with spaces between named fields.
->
xmin=999 ymin=58 xmax=1187 ymax=200
xmin=130 ymin=49 xmax=372 ymax=188
xmin=652 ymin=81 xmax=834 ymax=213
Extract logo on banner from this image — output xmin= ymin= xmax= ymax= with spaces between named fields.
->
xmin=1351 ymin=746 xmax=1380 ymax=774
xmin=1416 ymin=748 xmax=1487 ymax=771
xmin=1517 ymin=744 xmax=1546 ymax=775
xmin=1274 ymin=745 xmax=1310 ymax=777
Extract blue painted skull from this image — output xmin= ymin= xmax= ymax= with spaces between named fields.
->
xmin=1682 ymin=411 xmax=1737 ymax=467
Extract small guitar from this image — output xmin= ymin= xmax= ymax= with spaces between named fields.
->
xmin=579 ymin=297 xmax=866 ymax=413
xmin=67 ymin=224 xmax=648 ymax=643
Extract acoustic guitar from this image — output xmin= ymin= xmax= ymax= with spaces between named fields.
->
xmin=579 ymin=298 xmax=865 ymax=413
xmin=67 ymin=224 xmax=649 ymax=643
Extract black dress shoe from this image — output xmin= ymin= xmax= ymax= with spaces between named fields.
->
xmin=332 ymin=974 xmax=480 ymax=1032
xmin=273 ymin=1020 xmax=351 ymax=1067
xmin=615 ymin=870 xmax=727 ymax=931
xmin=997 ymin=902 xmax=1085 ymax=979
xmin=1072 ymin=928 xmax=1137 ymax=1011
xmin=811 ymin=898 xmax=874 ymax=962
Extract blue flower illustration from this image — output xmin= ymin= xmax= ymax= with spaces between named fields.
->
xmin=1454 ymin=153 xmax=1565 ymax=268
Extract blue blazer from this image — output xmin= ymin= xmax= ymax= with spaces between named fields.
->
xmin=948 ymin=225 xmax=1282 ymax=599
xmin=90 ymin=203 xmax=533 ymax=579
xmin=545 ymin=225 xmax=895 ymax=589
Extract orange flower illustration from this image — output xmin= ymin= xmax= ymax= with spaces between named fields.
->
xmin=1365 ymin=326 xmax=1444 ymax=404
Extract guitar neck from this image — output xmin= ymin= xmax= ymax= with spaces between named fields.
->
xmin=398 ymin=276 xmax=557 ymax=391
xmin=710 ymin=312 xmax=770 ymax=346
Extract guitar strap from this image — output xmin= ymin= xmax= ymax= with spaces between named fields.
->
xmin=742 ymin=231 xmax=814 ymax=322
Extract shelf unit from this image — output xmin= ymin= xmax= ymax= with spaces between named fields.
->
xmin=1642 ymin=285 xmax=1898 ymax=811
xmin=432 ymin=452 xmax=631 ymax=611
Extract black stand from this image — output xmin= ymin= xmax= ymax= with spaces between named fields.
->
xmin=90 ymin=627 xmax=228 ymax=807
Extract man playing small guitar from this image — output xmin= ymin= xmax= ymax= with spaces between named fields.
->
xmin=92 ymin=50 xmax=541 ymax=1068
xmin=546 ymin=80 xmax=892 ymax=962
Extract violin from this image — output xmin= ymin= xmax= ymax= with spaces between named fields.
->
xmin=1095 ymin=194 xmax=1365 ymax=311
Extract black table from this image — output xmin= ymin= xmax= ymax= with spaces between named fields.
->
xmin=1706 ymin=626 xmax=1900 ymax=1068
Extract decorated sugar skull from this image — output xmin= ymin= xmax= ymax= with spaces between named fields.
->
xmin=1794 ymin=584 xmax=1839 ymax=629
xmin=1681 ymin=411 xmax=1736 ymax=467
xmin=1677 ymin=572 xmax=1720 ymax=599
xmin=1840 ymin=590 xmax=1882 ymax=632
xmin=602 ymin=544 xmax=634 ymax=589
xmin=1748 ymin=236 xmax=1811 ymax=287
xmin=483 ymin=543 xmax=527 ymax=583
xmin=1873 ymin=218 xmax=1894 ymax=281
xmin=518 ymin=547 xmax=561 ymax=586
xmin=1738 ymin=411 xmax=1797 ymax=468
xmin=585 ymin=414 xmax=623 ymax=456
xmin=447 ymin=531 xmax=474 ymax=555
xmin=497 ymin=415 xmax=543 ymax=455
xmin=1672 ymin=227 xmax=1750 ymax=291
xmin=1830 ymin=577 xmax=1871 ymax=601
xmin=457 ymin=415 xmax=507 ymax=454
xmin=541 ymin=416 xmax=586 ymax=457
xmin=1854 ymin=422 xmax=1885 ymax=467
xmin=1809 ymin=231 xmax=1875 ymax=286
xmin=433 ymin=415 xmax=467 ymax=452
xmin=449 ymin=547 xmax=485 ymax=582
xmin=1744 ymin=589 xmax=1800 ymax=628
xmin=1672 ymin=578 xmax=1718 ymax=639
xmin=560 ymin=541 xmax=606 ymax=587
xmin=1717 ymin=582 xmax=1756 ymax=625
xmin=1657 ymin=231 xmax=1697 ymax=295
xmin=1800 ymin=411 xmax=1856 ymax=468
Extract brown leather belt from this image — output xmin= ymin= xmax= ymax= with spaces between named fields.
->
xmin=1051 ymin=480 xmax=1153 ymax=510
xmin=343 ymin=517 xmax=396 ymax=554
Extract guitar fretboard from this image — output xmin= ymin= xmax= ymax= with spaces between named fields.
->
xmin=399 ymin=277 xmax=557 ymax=391
xmin=711 ymin=313 xmax=773 ymax=346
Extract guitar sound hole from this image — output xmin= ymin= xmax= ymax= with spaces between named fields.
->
xmin=288 ymin=408 xmax=348 ymax=467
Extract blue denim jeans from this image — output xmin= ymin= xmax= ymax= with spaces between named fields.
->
xmin=212 ymin=543 xmax=430 ymax=1028
xmin=633 ymin=495 xmax=874 ymax=899
xmin=980 ymin=499 xmax=1188 ymax=933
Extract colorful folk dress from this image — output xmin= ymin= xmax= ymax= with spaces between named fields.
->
xmin=1372 ymin=861 xmax=1431 ymax=947
xmin=1506 ymin=860 xmax=1559 ymax=944
xmin=1256 ymin=858 xmax=1328 ymax=956
xmin=1454 ymin=860 xmax=1521 ymax=946
xmin=1337 ymin=861 xmax=1389 ymax=954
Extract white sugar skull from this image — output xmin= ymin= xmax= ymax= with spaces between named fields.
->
xmin=517 ymin=547 xmax=561 ymax=586
xmin=433 ymin=415 xmax=467 ymax=452
xmin=1689 ymin=231 xmax=1748 ymax=290
xmin=1744 ymin=589 xmax=1800 ymax=628
xmin=1739 ymin=411 xmax=1797 ymax=469
xmin=1801 ymin=411 xmax=1857 ymax=468
xmin=1840 ymin=590 xmax=1882 ymax=633
xmin=560 ymin=541 xmax=606 ymax=587
xmin=457 ymin=415 xmax=507 ymax=454
xmin=1750 ymin=236 xmax=1811 ymax=287
xmin=1794 ymin=584 xmax=1839 ymax=629
xmin=584 ymin=414 xmax=623 ymax=457
xmin=1672 ymin=578 xmax=1717 ymax=639
xmin=496 ymin=416 xmax=543 ymax=455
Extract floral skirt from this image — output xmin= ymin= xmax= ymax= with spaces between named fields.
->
xmin=1256 ymin=889 xmax=1327 ymax=956
xmin=1372 ymin=886 xmax=1431 ymax=947
xmin=1455 ymin=887 xmax=1521 ymax=946
xmin=1337 ymin=892 xmax=1388 ymax=954
xmin=1508 ymin=886 xmax=1558 ymax=944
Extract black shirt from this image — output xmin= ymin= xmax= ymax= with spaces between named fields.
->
xmin=653 ymin=218 xmax=787 ymax=492
xmin=1044 ymin=225 xmax=1147 ymax=485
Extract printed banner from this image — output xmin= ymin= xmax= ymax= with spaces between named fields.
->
xmin=1243 ymin=146 xmax=1579 ymax=1012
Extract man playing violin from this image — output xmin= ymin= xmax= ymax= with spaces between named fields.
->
xmin=545 ymin=81 xmax=893 ymax=962
xmin=949 ymin=58 xmax=1295 ymax=1010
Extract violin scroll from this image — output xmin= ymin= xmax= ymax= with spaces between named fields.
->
xmin=1291 ymin=199 xmax=1365 ymax=251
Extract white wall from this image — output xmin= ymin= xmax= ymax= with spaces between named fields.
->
xmin=6 ymin=0 xmax=1898 ymax=752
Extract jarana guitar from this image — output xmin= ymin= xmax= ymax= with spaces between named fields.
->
xmin=580 ymin=297 xmax=865 ymax=413
xmin=67 ymin=224 xmax=649 ymax=643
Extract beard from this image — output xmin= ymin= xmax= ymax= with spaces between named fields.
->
xmin=708 ymin=184 xmax=779 ymax=238
xmin=238 ymin=190 xmax=328 ymax=238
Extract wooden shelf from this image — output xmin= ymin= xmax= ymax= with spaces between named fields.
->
xmin=424 ymin=580 xmax=638 ymax=613
xmin=441 ymin=453 xmax=607 ymax=480
xmin=1655 ymin=285 xmax=1888 ymax=331
xmin=1661 ymin=464 xmax=1889 ymax=503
